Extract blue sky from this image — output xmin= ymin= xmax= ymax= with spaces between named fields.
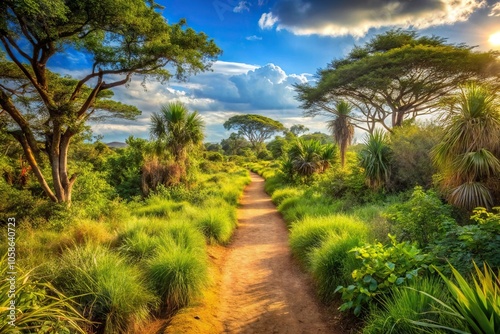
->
xmin=53 ymin=0 xmax=500 ymax=143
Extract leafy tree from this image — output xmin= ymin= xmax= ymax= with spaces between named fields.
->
xmin=432 ymin=84 xmax=500 ymax=210
xmin=220 ymin=132 xmax=250 ymax=156
xmin=300 ymin=132 xmax=334 ymax=144
xmin=0 ymin=0 xmax=220 ymax=203
xmin=149 ymin=102 xmax=204 ymax=178
xmin=359 ymin=130 xmax=392 ymax=190
xmin=223 ymin=114 xmax=285 ymax=150
xmin=290 ymin=124 xmax=309 ymax=136
xmin=295 ymin=29 xmax=500 ymax=132
xmin=327 ymin=100 xmax=354 ymax=168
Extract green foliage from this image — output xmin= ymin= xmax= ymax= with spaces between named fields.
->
xmin=336 ymin=235 xmax=433 ymax=316
xmin=363 ymin=276 xmax=463 ymax=334
xmin=431 ymin=207 xmax=500 ymax=273
xmin=147 ymin=240 xmax=209 ymax=313
xmin=384 ymin=186 xmax=454 ymax=247
xmin=326 ymin=100 xmax=354 ymax=168
xmin=0 ymin=258 xmax=88 ymax=334
xmin=359 ymin=130 xmax=392 ymax=190
xmin=410 ymin=262 xmax=500 ymax=334
xmin=271 ymin=187 xmax=304 ymax=206
xmin=194 ymin=203 xmax=236 ymax=245
xmin=56 ymin=245 xmax=157 ymax=334
xmin=389 ymin=122 xmax=441 ymax=191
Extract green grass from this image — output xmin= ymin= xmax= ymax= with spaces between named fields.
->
xmin=147 ymin=240 xmax=209 ymax=314
xmin=289 ymin=214 xmax=368 ymax=267
xmin=271 ymin=187 xmax=304 ymax=206
xmin=194 ymin=204 xmax=236 ymax=245
xmin=56 ymin=244 xmax=158 ymax=334
xmin=310 ymin=232 xmax=365 ymax=302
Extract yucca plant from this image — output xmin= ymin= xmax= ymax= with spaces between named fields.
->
xmin=327 ymin=100 xmax=355 ymax=168
xmin=359 ymin=129 xmax=391 ymax=190
xmin=410 ymin=262 xmax=500 ymax=334
xmin=432 ymin=83 xmax=500 ymax=210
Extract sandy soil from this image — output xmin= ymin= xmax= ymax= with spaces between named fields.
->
xmin=216 ymin=172 xmax=339 ymax=334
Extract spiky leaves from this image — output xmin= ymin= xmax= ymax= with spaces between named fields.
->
xmin=432 ymin=84 xmax=500 ymax=210
xmin=359 ymin=130 xmax=391 ymax=190
xmin=327 ymin=100 xmax=355 ymax=168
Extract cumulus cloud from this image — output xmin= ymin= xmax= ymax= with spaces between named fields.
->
xmin=490 ymin=2 xmax=500 ymax=16
xmin=259 ymin=0 xmax=486 ymax=37
xmin=246 ymin=35 xmax=263 ymax=41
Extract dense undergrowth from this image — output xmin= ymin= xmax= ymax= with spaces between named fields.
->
xmin=249 ymin=160 xmax=500 ymax=333
xmin=0 ymin=161 xmax=250 ymax=334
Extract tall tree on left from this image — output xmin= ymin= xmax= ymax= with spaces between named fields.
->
xmin=0 ymin=0 xmax=221 ymax=204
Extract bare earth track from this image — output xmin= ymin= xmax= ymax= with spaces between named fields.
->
xmin=161 ymin=172 xmax=343 ymax=334
xmin=217 ymin=172 xmax=339 ymax=334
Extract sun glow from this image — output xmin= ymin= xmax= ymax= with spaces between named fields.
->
xmin=489 ymin=31 xmax=500 ymax=46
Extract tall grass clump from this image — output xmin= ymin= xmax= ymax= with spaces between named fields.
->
xmin=56 ymin=245 xmax=157 ymax=334
xmin=363 ymin=276 xmax=463 ymax=334
xmin=162 ymin=221 xmax=206 ymax=251
xmin=194 ymin=204 xmax=235 ymax=245
xmin=0 ymin=257 xmax=88 ymax=333
xmin=119 ymin=229 xmax=161 ymax=261
xmin=147 ymin=240 xmax=209 ymax=314
xmin=271 ymin=187 xmax=304 ymax=206
xmin=135 ymin=197 xmax=186 ymax=217
xmin=289 ymin=215 xmax=368 ymax=267
xmin=310 ymin=232 xmax=366 ymax=302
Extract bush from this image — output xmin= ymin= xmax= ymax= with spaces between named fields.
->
xmin=271 ymin=187 xmax=304 ymax=206
xmin=310 ymin=232 xmax=365 ymax=302
xmin=362 ymin=276 xmax=463 ymax=334
xmin=336 ymin=235 xmax=433 ymax=316
xmin=289 ymin=215 xmax=368 ymax=267
xmin=431 ymin=207 xmax=500 ymax=273
xmin=56 ymin=245 xmax=157 ymax=334
xmin=147 ymin=240 xmax=209 ymax=314
xmin=384 ymin=186 xmax=454 ymax=247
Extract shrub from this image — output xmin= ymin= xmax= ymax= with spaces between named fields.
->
xmin=384 ymin=186 xmax=454 ymax=247
xmin=119 ymin=229 xmax=161 ymax=261
xmin=271 ymin=187 xmax=304 ymax=206
xmin=310 ymin=232 xmax=365 ymax=302
xmin=431 ymin=207 xmax=500 ymax=273
xmin=147 ymin=240 xmax=209 ymax=314
xmin=56 ymin=245 xmax=157 ymax=333
xmin=0 ymin=257 xmax=88 ymax=333
xmin=336 ymin=235 xmax=433 ymax=316
xmin=135 ymin=198 xmax=186 ymax=217
xmin=363 ymin=276 xmax=463 ymax=334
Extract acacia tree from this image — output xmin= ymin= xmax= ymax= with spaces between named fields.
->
xmin=0 ymin=0 xmax=220 ymax=203
xmin=295 ymin=30 xmax=500 ymax=132
xmin=223 ymin=114 xmax=285 ymax=150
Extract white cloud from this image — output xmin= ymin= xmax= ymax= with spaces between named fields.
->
xmin=489 ymin=2 xmax=500 ymax=16
xmin=234 ymin=1 xmax=250 ymax=13
xmin=246 ymin=35 xmax=263 ymax=41
xmin=262 ymin=0 xmax=486 ymax=37
xmin=258 ymin=12 xmax=279 ymax=29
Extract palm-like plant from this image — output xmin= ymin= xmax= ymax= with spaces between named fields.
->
xmin=288 ymin=139 xmax=323 ymax=177
xmin=359 ymin=130 xmax=391 ymax=190
xmin=327 ymin=100 xmax=355 ymax=168
xmin=432 ymin=84 xmax=500 ymax=210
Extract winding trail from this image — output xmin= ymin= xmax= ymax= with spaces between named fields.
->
xmin=217 ymin=172 xmax=338 ymax=333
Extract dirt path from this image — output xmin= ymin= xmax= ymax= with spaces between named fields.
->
xmin=217 ymin=172 xmax=338 ymax=334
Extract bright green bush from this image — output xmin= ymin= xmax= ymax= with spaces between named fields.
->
xmin=384 ymin=186 xmax=454 ymax=247
xmin=336 ymin=235 xmax=433 ymax=316
xmin=119 ymin=229 xmax=161 ymax=261
xmin=271 ymin=187 xmax=304 ymax=206
xmin=135 ymin=198 xmax=186 ymax=217
xmin=147 ymin=240 xmax=209 ymax=313
xmin=289 ymin=215 xmax=368 ymax=267
xmin=56 ymin=245 xmax=157 ymax=333
xmin=363 ymin=276 xmax=463 ymax=334
xmin=310 ymin=232 xmax=365 ymax=302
